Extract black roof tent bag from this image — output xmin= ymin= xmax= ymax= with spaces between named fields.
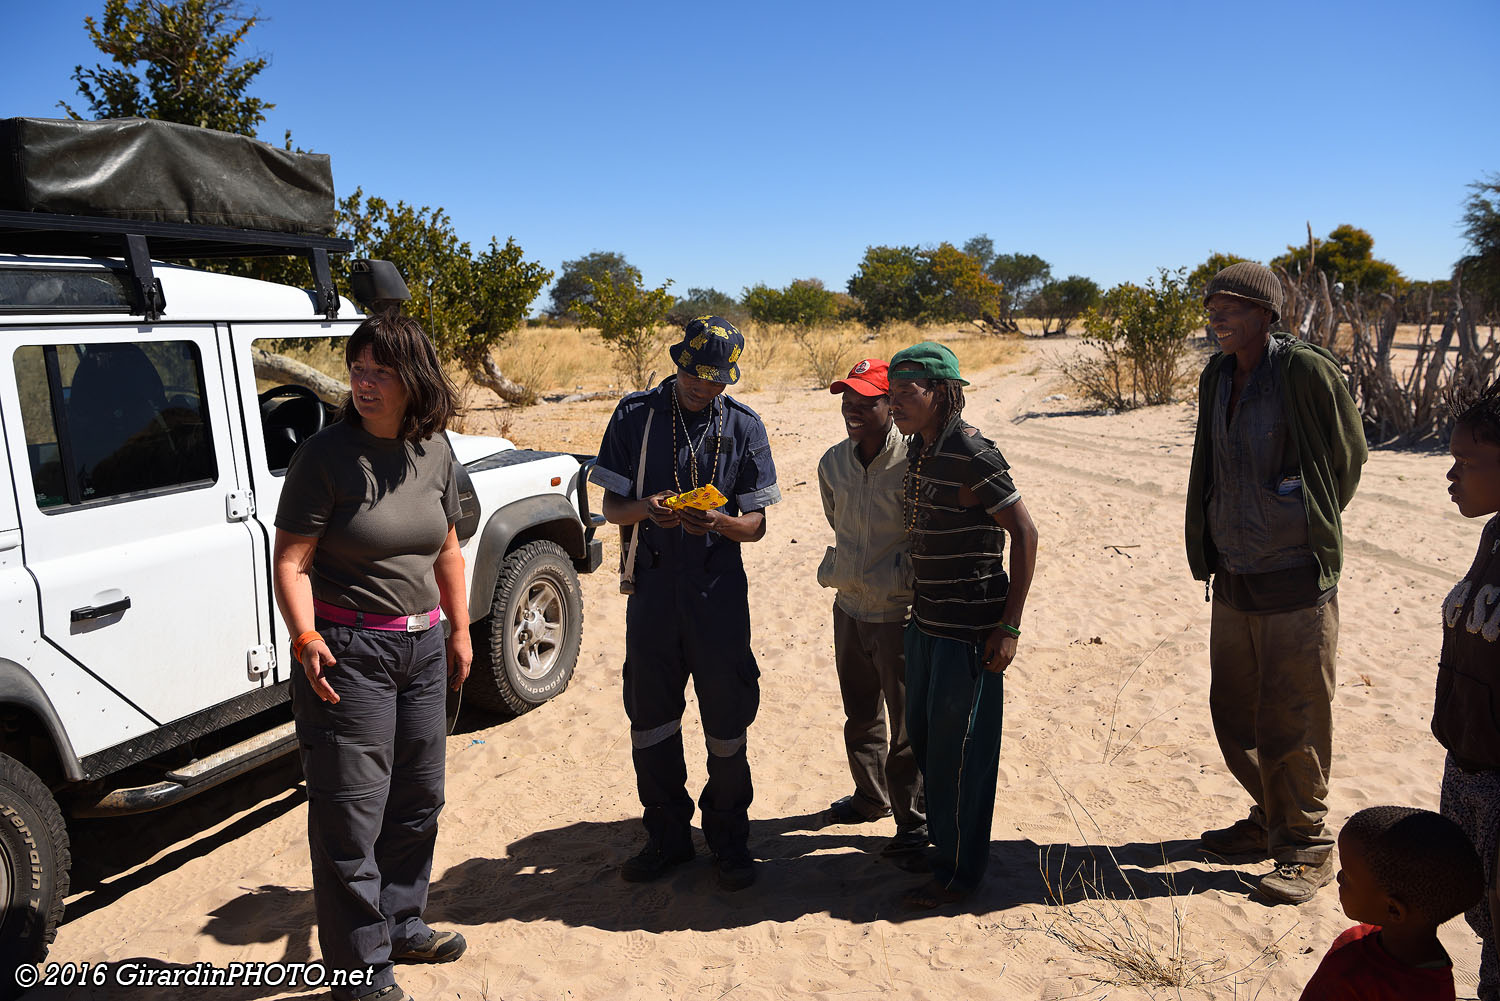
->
xmin=0 ymin=117 xmax=335 ymax=236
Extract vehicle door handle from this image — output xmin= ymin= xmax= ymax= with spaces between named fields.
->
xmin=71 ymin=597 xmax=132 ymax=622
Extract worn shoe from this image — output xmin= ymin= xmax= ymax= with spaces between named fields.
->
xmin=900 ymin=877 xmax=969 ymax=911
xmin=1258 ymin=855 xmax=1335 ymax=904
xmin=827 ymin=795 xmax=891 ymax=825
xmin=881 ymin=825 xmax=930 ymax=858
xmin=355 ymin=985 xmax=413 ymax=1001
xmin=1200 ymin=816 xmax=1269 ymax=858
xmin=716 ymin=854 xmax=758 ymax=891
xmin=892 ymin=847 xmax=935 ymax=874
xmin=393 ymin=928 xmax=466 ymax=964
xmin=621 ymin=841 xmax=695 ymax=882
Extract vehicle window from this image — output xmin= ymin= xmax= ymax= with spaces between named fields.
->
xmin=13 ymin=341 xmax=217 ymax=509
xmin=252 ymin=336 xmax=346 ymax=474
xmin=0 ymin=266 xmax=133 ymax=313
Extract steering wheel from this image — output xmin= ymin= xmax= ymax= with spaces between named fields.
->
xmin=258 ymin=385 xmax=327 ymax=469
xmin=258 ymin=384 xmax=327 ymax=435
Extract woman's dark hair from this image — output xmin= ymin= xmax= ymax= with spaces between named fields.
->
xmin=336 ymin=309 xmax=459 ymax=442
xmin=1450 ymin=377 xmax=1500 ymax=447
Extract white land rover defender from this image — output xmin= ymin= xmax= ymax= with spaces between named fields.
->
xmin=0 ymin=118 xmax=602 ymax=976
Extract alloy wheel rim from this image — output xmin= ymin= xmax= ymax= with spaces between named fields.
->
xmin=509 ymin=577 xmax=564 ymax=681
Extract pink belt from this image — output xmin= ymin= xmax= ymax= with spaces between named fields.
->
xmin=313 ymin=599 xmax=440 ymax=633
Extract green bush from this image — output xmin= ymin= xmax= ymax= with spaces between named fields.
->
xmin=1062 ymin=268 xmax=1201 ymax=409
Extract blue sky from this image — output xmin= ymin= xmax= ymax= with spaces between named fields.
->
xmin=7 ymin=0 xmax=1497 ymax=302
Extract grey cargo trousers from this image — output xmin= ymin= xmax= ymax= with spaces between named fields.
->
xmin=292 ymin=621 xmax=448 ymax=1000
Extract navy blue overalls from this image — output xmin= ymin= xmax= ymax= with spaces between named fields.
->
xmin=591 ymin=377 xmax=780 ymax=860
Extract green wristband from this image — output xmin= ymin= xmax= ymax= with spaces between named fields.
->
xmin=998 ymin=623 xmax=1021 ymax=638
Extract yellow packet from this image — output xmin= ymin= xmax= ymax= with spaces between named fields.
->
xmin=663 ymin=484 xmax=728 ymax=511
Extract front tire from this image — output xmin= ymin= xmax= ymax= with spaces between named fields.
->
xmin=467 ymin=540 xmax=583 ymax=715
xmin=0 ymin=753 xmax=70 ymax=986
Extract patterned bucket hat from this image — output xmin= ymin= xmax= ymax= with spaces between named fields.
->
xmin=669 ymin=315 xmax=744 ymax=385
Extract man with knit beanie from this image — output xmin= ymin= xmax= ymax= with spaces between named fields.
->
xmin=1184 ymin=262 xmax=1367 ymax=904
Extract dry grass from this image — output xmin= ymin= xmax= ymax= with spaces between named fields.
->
xmin=477 ymin=321 xmax=1025 ymax=402
xmin=1023 ymin=772 xmax=1289 ymax=998
xmin=255 ymin=322 xmax=1025 ymax=414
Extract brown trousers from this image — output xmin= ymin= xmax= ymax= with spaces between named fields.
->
xmin=1208 ymin=595 xmax=1338 ymax=864
xmin=832 ymin=604 xmax=926 ymax=830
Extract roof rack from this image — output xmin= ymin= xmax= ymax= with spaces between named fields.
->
xmin=0 ymin=209 xmax=353 ymax=321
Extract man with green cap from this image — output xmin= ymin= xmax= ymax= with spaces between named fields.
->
xmin=887 ymin=341 xmax=1039 ymax=908
xmin=1185 ymin=262 xmax=1366 ymax=904
xmin=590 ymin=316 xmax=780 ymax=891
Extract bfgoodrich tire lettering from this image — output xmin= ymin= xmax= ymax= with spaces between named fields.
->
xmin=467 ymin=540 xmax=583 ymax=715
xmin=0 ymin=752 xmax=70 ymax=983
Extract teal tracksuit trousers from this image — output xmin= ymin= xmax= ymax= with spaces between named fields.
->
xmin=904 ymin=623 xmax=1005 ymax=894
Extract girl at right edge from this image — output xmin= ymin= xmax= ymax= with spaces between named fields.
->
xmin=1433 ymin=380 xmax=1500 ymax=1001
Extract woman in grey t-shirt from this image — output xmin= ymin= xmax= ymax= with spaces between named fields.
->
xmin=272 ymin=311 xmax=469 ymax=1001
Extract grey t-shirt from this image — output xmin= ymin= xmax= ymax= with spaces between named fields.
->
xmin=275 ymin=420 xmax=460 ymax=616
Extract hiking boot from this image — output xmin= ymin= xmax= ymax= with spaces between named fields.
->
xmin=827 ymin=795 xmax=891 ymax=825
xmin=355 ymin=985 xmax=413 ymax=1001
xmin=1258 ymin=855 xmax=1335 ymax=904
xmin=1200 ymin=816 xmax=1269 ymax=858
xmin=881 ymin=824 xmax=930 ymax=858
xmin=393 ymin=928 xmax=466 ymax=963
xmin=716 ymin=854 xmax=758 ymax=891
xmin=621 ymin=841 xmax=694 ymax=882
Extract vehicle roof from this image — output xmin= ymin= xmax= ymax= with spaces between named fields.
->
xmin=0 ymin=254 xmax=361 ymax=324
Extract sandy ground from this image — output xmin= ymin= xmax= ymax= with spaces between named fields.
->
xmin=35 ymin=334 xmax=1486 ymax=1000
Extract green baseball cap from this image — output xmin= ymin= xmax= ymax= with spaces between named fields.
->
xmin=889 ymin=341 xmax=969 ymax=385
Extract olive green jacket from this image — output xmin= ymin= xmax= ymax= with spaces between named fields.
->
xmin=1184 ymin=334 xmax=1367 ymax=592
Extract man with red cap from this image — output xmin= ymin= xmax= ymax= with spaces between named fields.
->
xmin=816 ymin=359 xmax=927 ymax=860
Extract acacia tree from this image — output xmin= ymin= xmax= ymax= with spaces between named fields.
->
xmin=548 ymin=251 xmax=635 ymax=320
xmin=846 ymin=243 xmax=1003 ymax=330
xmin=61 ymin=0 xmax=272 ymax=135
xmin=1462 ymin=173 xmax=1500 ymax=320
xmin=742 ymin=279 xmax=839 ymax=329
xmin=1187 ymin=252 xmax=1252 ymax=298
xmin=847 ymin=245 xmax=925 ymax=328
xmin=667 ymin=287 xmax=745 ymax=327
xmin=1030 ymin=275 xmax=1100 ymax=335
xmin=987 ymin=253 xmax=1051 ymax=331
xmin=961 ymin=234 xmax=996 ymax=271
xmin=339 ymin=190 xmax=552 ymax=403
xmin=925 ymin=244 xmax=1003 ymax=329
xmin=573 ymin=268 xmax=675 ymax=390
xmin=1271 ymin=224 xmax=1404 ymax=294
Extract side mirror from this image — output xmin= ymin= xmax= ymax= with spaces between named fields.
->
xmin=348 ymin=259 xmax=411 ymax=311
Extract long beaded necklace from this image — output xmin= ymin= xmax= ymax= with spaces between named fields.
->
xmin=904 ymin=438 xmax=934 ymax=533
xmin=671 ymin=381 xmax=723 ymax=492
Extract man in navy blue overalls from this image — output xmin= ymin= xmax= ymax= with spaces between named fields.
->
xmin=591 ymin=316 xmax=780 ymax=891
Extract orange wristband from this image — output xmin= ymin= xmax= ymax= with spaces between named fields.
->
xmin=291 ymin=630 xmax=323 ymax=663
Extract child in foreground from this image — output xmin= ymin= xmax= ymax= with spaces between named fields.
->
xmin=1298 ymin=806 xmax=1481 ymax=1001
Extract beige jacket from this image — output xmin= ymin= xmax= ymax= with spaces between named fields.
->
xmin=816 ymin=422 xmax=913 ymax=623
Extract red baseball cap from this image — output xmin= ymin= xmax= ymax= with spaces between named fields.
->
xmin=829 ymin=358 xmax=889 ymax=396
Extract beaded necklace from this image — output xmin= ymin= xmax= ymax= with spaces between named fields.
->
xmin=904 ymin=445 xmax=929 ymax=534
xmin=671 ymin=381 xmax=723 ymax=492
xmin=904 ymin=409 xmax=952 ymax=533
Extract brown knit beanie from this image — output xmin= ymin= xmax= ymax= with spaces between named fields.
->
xmin=1204 ymin=262 xmax=1282 ymax=324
